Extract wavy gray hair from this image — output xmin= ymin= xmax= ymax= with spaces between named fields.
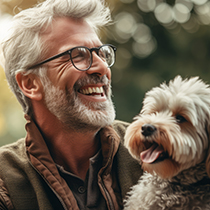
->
xmin=1 ymin=0 xmax=112 ymax=116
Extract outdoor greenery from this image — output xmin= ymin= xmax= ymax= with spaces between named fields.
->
xmin=0 ymin=0 xmax=210 ymax=145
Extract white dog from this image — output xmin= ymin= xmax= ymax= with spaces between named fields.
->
xmin=124 ymin=76 xmax=210 ymax=210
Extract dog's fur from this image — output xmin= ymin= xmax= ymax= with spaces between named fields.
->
xmin=124 ymin=76 xmax=210 ymax=210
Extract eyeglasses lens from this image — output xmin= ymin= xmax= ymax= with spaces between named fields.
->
xmin=71 ymin=45 xmax=115 ymax=71
xmin=99 ymin=45 xmax=115 ymax=67
xmin=71 ymin=47 xmax=91 ymax=71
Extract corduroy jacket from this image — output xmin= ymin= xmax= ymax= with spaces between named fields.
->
xmin=0 ymin=117 xmax=142 ymax=210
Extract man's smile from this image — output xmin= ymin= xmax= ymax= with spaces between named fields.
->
xmin=78 ymin=85 xmax=107 ymax=102
xmin=79 ymin=86 xmax=104 ymax=96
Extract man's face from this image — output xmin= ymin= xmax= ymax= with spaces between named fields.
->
xmin=41 ymin=17 xmax=115 ymax=131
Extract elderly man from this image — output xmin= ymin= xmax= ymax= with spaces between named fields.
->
xmin=0 ymin=0 xmax=142 ymax=209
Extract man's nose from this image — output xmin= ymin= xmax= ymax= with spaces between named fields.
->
xmin=86 ymin=53 xmax=111 ymax=80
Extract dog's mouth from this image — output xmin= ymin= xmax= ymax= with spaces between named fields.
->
xmin=140 ymin=142 xmax=169 ymax=164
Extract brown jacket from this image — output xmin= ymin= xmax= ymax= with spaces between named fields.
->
xmin=0 ymin=117 xmax=142 ymax=210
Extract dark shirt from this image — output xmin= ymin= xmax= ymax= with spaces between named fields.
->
xmin=57 ymin=150 xmax=108 ymax=210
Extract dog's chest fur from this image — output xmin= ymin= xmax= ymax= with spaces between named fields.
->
xmin=124 ymin=163 xmax=210 ymax=210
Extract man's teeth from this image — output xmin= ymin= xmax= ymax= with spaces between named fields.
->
xmin=80 ymin=87 xmax=104 ymax=95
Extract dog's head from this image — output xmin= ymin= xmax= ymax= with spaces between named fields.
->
xmin=125 ymin=76 xmax=210 ymax=179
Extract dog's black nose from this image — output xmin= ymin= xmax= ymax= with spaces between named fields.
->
xmin=141 ymin=124 xmax=156 ymax=136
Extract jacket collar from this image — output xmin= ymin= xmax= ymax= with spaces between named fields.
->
xmin=24 ymin=114 xmax=121 ymax=209
xmin=24 ymin=114 xmax=120 ymax=174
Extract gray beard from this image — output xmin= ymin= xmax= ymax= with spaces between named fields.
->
xmin=43 ymin=75 xmax=115 ymax=132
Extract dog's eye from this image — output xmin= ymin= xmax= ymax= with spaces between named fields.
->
xmin=176 ymin=115 xmax=187 ymax=123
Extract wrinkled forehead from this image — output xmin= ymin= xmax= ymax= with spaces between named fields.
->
xmin=40 ymin=17 xmax=100 ymax=55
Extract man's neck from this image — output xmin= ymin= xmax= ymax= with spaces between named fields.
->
xmin=31 ymin=99 xmax=103 ymax=180
xmin=38 ymin=115 xmax=101 ymax=180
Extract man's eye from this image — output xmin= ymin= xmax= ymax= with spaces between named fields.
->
xmin=99 ymin=51 xmax=107 ymax=59
xmin=72 ymin=54 xmax=84 ymax=62
xmin=61 ymin=54 xmax=70 ymax=61
xmin=176 ymin=115 xmax=187 ymax=123
xmin=71 ymin=50 xmax=88 ymax=63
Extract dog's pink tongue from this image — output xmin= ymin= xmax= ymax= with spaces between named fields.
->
xmin=140 ymin=143 xmax=164 ymax=163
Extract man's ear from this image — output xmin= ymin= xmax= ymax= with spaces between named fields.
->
xmin=16 ymin=72 xmax=43 ymax=101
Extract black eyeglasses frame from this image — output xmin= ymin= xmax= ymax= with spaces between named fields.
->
xmin=27 ymin=44 xmax=117 ymax=71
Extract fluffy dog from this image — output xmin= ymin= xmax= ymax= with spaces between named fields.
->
xmin=124 ymin=76 xmax=210 ymax=210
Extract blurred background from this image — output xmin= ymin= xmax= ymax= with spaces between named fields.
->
xmin=1 ymin=0 xmax=210 ymax=146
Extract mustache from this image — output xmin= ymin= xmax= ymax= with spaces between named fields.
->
xmin=73 ymin=75 xmax=110 ymax=91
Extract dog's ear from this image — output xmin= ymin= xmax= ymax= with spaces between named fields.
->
xmin=206 ymin=147 xmax=210 ymax=177
xmin=206 ymin=122 xmax=210 ymax=177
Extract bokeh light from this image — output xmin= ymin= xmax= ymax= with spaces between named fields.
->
xmin=120 ymin=0 xmax=135 ymax=3
xmin=192 ymin=0 xmax=208 ymax=5
xmin=155 ymin=3 xmax=174 ymax=24
xmin=114 ymin=12 xmax=137 ymax=43
xmin=137 ymin=0 xmax=156 ymax=12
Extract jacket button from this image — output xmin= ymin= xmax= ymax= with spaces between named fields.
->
xmin=78 ymin=186 xmax=86 ymax=194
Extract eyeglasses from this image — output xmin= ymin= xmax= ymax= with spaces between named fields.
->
xmin=28 ymin=44 xmax=117 ymax=71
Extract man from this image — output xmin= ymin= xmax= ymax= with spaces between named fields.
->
xmin=0 ymin=0 xmax=142 ymax=209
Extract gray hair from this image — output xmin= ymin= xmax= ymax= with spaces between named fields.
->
xmin=1 ymin=0 xmax=112 ymax=116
